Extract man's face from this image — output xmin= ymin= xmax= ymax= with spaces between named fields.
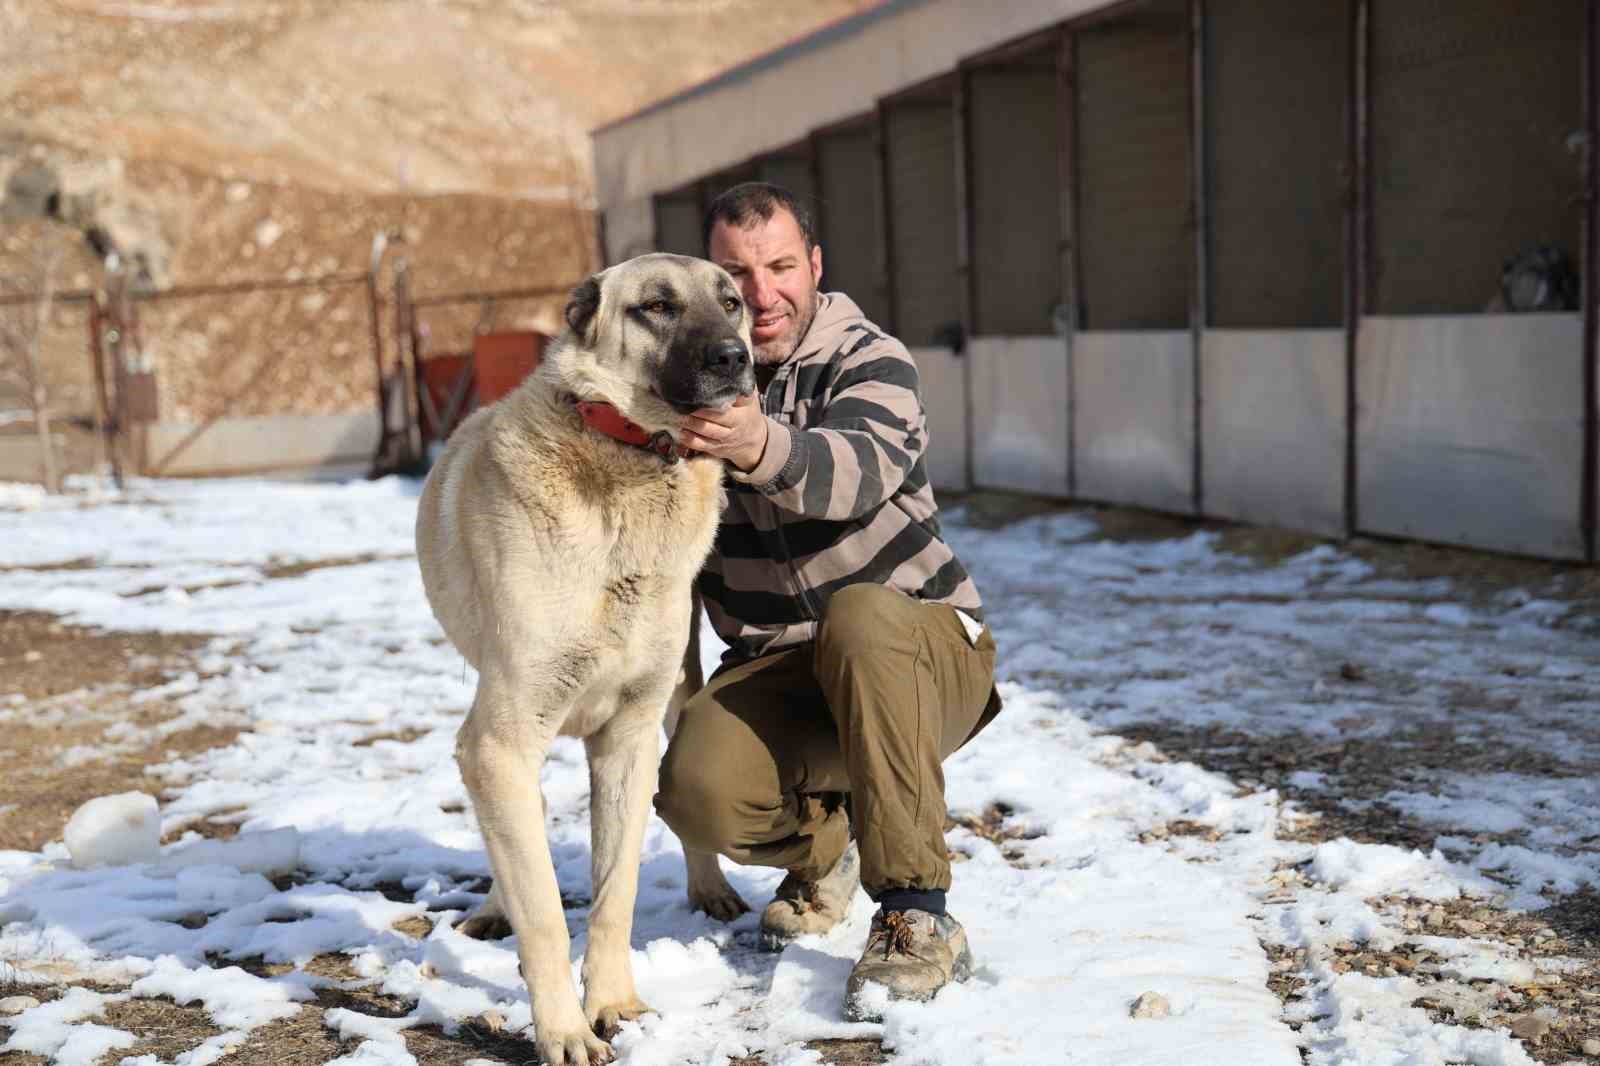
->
xmin=707 ymin=207 xmax=824 ymax=366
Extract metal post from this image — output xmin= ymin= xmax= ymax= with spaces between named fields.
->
xmin=393 ymin=256 xmax=423 ymax=468
xmin=1190 ymin=0 xmax=1208 ymax=517
xmin=105 ymin=262 xmax=134 ymax=478
xmin=366 ymin=231 xmax=392 ymax=473
xmin=954 ymin=68 xmax=977 ymax=491
xmin=1584 ymin=0 xmax=1599 ymax=562
xmin=875 ymin=102 xmax=898 ymax=337
xmin=86 ymin=295 xmax=121 ymax=488
xmin=1058 ymin=28 xmax=1079 ymax=499
xmin=1344 ymin=0 xmax=1372 ymax=541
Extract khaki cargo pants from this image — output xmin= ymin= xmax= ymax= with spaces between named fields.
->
xmin=654 ymin=583 xmax=1000 ymax=897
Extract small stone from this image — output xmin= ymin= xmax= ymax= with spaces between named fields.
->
xmin=1456 ymin=919 xmax=1488 ymax=935
xmin=1509 ymin=1014 xmax=1551 ymax=1044
xmin=0 ymin=995 xmax=41 ymax=1015
xmin=1130 ymin=992 xmax=1171 ymax=1019
xmin=1425 ymin=908 xmax=1446 ymax=929
xmin=479 ymin=1010 xmax=507 ymax=1032
xmin=1582 ymin=1037 xmax=1600 ymax=1056
xmin=1338 ymin=661 xmax=1366 ymax=682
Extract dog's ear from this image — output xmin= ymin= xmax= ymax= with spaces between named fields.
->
xmin=564 ymin=275 xmax=603 ymax=346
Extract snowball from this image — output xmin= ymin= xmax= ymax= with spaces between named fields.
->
xmin=64 ymin=792 xmax=160 ymax=869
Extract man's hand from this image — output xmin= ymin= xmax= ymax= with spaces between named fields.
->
xmin=680 ymin=393 xmax=769 ymax=472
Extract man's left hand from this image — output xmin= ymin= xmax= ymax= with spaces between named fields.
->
xmin=680 ymin=393 xmax=769 ymax=472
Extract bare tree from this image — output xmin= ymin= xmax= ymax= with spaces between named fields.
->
xmin=0 ymin=245 xmax=66 ymax=492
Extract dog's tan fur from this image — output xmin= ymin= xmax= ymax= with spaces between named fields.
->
xmin=415 ymin=254 xmax=751 ymax=1065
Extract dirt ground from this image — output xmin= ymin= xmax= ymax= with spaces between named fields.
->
xmin=1 ymin=498 xmax=1597 ymax=1064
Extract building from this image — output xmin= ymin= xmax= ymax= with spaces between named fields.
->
xmin=592 ymin=0 xmax=1599 ymax=563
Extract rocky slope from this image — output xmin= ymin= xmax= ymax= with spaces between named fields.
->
xmin=0 ymin=0 xmax=874 ymax=458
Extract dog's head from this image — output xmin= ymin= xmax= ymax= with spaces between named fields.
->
xmin=552 ymin=253 xmax=755 ymax=430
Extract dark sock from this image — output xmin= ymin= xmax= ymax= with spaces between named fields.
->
xmin=875 ymin=887 xmax=946 ymax=916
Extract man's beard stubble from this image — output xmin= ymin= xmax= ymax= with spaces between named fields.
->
xmin=752 ymin=287 xmax=821 ymax=366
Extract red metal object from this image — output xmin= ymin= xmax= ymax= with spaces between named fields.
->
xmin=473 ymin=330 xmax=548 ymax=404
xmin=417 ymin=352 xmax=475 ymax=441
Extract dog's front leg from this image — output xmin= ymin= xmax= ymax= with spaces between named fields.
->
xmin=456 ymin=683 xmax=611 ymax=1066
xmin=581 ymin=710 xmax=661 ymax=1038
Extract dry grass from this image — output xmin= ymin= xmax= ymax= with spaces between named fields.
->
xmin=946 ymin=802 xmax=1039 ymax=868
xmin=0 ymin=610 xmax=236 ymax=853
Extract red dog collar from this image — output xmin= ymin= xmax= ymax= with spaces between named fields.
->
xmin=574 ymin=400 xmax=696 ymax=463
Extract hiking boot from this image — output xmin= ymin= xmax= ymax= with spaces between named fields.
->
xmin=758 ymin=841 xmax=860 ymax=952
xmin=843 ymin=909 xmax=974 ymax=1021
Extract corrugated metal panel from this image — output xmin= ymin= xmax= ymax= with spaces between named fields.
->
xmin=1073 ymin=331 xmax=1195 ymax=512
xmin=1076 ymin=1 xmax=1190 ymax=330
xmin=1206 ymin=0 xmax=1347 ymax=328
xmin=1372 ymin=0 xmax=1583 ymax=314
xmin=1201 ymin=330 xmax=1346 ymax=536
xmin=910 ymin=346 xmax=969 ymax=491
xmin=653 ymin=191 xmax=703 ymax=257
xmin=969 ymin=336 xmax=1069 ymax=496
xmin=969 ymin=60 xmax=1061 ymax=336
xmin=886 ymin=99 xmax=959 ymax=347
xmin=592 ymin=0 xmax=1109 ymax=210
xmin=816 ymin=125 xmax=888 ymax=324
xmin=1356 ymin=315 xmax=1586 ymax=559
xmin=760 ymin=154 xmax=817 ymax=205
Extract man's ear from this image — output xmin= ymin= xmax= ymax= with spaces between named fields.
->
xmin=564 ymin=275 xmax=603 ymax=346
xmin=809 ymin=243 xmax=823 ymax=289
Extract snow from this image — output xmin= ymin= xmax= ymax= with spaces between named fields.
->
xmin=63 ymin=792 xmax=161 ymax=869
xmin=0 ymin=476 xmax=1595 ymax=1066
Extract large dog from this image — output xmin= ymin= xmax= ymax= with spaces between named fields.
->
xmin=415 ymin=254 xmax=754 ymax=1065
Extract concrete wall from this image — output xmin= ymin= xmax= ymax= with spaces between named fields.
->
xmin=911 ymin=345 xmax=969 ymax=492
xmin=1356 ymin=314 xmax=1587 ymax=559
xmin=968 ymin=337 xmax=1070 ymax=497
xmin=1072 ymin=331 xmax=1195 ymax=513
xmin=138 ymin=412 xmax=380 ymax=478
xmin=1201 ymin=330 xmax=1346 ymax=536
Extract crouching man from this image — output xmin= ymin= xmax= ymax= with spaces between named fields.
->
xmin=654 ymin=182 xmax=1001 ymax=1020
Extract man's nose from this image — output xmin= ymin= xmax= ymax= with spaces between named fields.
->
xmin=745 ymin=271 xmax=777 ymax=310
xmin=703 ymin=336 xmax=750 ymax=374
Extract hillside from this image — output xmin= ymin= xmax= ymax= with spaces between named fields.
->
xmin=0 ymin=0 xmax=876 ymax=458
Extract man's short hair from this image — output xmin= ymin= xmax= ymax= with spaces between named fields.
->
xmin=702 ymin=182 xmax=819 ymax=255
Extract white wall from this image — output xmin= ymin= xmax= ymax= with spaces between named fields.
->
xmin=968 ymin=336 xmax=1070 ymax=497
xmin=1356 ymin=314 xmax=1586 ymax=559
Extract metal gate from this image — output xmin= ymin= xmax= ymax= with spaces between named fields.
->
xmin=884 ymin=86 xmax=960 ymax=347
xmin=815 ymin=120 xmax=888 ymax=325
xmin=1200 ymin=0 xmax=1350 ymax=537
xmin=1357 ymin=0 xmax=1588 ymax=559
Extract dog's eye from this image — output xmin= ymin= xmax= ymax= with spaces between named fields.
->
xmin=722 ymin=297 xmax=740 ymax=314
xmin=643 ymin=300 xmax=672 ymax=315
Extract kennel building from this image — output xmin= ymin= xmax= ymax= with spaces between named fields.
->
xmin=593 ymin=0 xmax=1600 ymax=562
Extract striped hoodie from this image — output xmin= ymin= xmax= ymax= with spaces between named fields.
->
xmin=699 ymin=292 xmax=984 ymax=663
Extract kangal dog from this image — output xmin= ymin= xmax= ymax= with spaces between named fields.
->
xmin=415 ymin=254 xmax=754 ymax=1064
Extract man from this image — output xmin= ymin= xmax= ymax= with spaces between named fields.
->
xmin=654 ymin=182 xmax=1000 ymax=1020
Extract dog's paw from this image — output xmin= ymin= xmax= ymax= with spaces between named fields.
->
xmin=535 ymin=1026 xmax=614 ymax=1065
xmin=588 ymin=997 xmax=653 ymax=1041
xmin=455 ymin=911 xmax=514 ymax=940
xmin=689 ymin=884 xmax=750 ymax=922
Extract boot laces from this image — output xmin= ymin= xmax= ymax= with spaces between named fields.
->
xmin=873 ymin=910 xmax=917 ymax=959
xmin=784 ymin=877 xmax=827 ymax=915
